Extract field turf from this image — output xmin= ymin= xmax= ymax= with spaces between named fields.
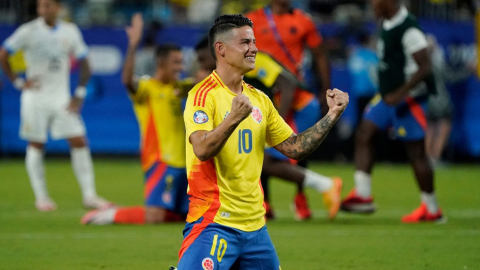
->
xmin=0 ymin=158 xmax=479 ymax=269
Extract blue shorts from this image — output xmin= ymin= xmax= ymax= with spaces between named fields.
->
xmin=144 ymin=162 xmax=189 ymax=215
xmin=178 ymin=218 xmax=280 ymax=269
xmin=364 ymin=94 xmax=428 ymax=141
xmin=265 ymin=98 xmax=321 ymax=161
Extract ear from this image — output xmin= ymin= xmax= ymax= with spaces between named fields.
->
xmin=215 ymin=41 xmax=226 ymax=58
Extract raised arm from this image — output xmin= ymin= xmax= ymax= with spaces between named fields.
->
xmin=311 ymin=44 xmax=331 ymax=116
xmin=190 ymin=94 xmax=252 ymax=161
xmin=121 ymin=13 xmax=144 ymax=93
xmin=274 ymin=88 xmax=348 ymax=160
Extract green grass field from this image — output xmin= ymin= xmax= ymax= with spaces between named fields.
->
xmin=0 ymin=158 xmax=479 ymax=270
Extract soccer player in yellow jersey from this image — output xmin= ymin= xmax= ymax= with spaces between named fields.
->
xmin=177 ymin=14 xmax=348 ymax=268
xmin=195 ymin=36 xmax=343 ymax=221
xmin=82 ymin=14 xmax=189 ymax=225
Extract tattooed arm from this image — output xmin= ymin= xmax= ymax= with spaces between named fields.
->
xmin=274 ymin=89 xmax=349 ymax=161
xmin=190 ymin=94 xmax=253 ymax=161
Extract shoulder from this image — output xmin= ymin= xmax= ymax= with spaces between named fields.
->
xmin=188 ymin=75 xmax=219 ymax=101
xmin=16 ymin=20 xmax=37 ymax=32
xmin=245 ymin=83 xmax=269 ymax=100
xmin=62 ymin=21 xmax=81 ymax=32
xmin=245 ymin=8 xmax=263 ymax=20
xmin=293 ymin=8 xmax=314 ymax=22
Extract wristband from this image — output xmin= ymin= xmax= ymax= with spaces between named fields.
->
xmin=74 ymin=86 xmax=87 ymax=99
xmin=13 ymin=78 xmax=25 ymax=90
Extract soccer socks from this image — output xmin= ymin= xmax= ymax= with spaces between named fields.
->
xmin=354 ymin=170 xmax=372 ymax=198
xmin=26 ymin=146 xmax=49 ymax=201
xmin=303 ymin=169 xmax=333 ymax=193
xmin=71 ymin=147 xmax=97 ymax=200
xmin=114 ymin=207 xmax=146 ymax=224
xmin=421 ymin=192 xmax=439 ymax=213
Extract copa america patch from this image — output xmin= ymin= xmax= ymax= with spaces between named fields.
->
xmin=251 ymin=106 xmax=263 ymax=123
xmin=194 ymin=110 xmax=209 ymax=124
xmin=202 ymin=257 xmax=214 ymax=270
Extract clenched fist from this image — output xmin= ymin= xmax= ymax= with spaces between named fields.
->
xmin=230 ymin=94 xmax=253 ymax=123
xmin=326 ymin=88 xmax=349 ymax=116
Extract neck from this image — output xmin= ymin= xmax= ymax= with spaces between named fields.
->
xmin=385 ymin=4 xmax=401 ymax=20
xmin=215 ymin=64 xmax=244 ymax=94
xmin=270 ymin=3 xmax=289 ymax=15
xmin=43 ymin=17 xmax=57 ymax=27
xmin=153 ymin=69 xmax=173 ymax=84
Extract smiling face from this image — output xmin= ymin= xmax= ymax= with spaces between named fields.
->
xmin=158 ymin=50 xmax=183 ymax=81
xmin=218 ymin=26 xmax=258 ymax=74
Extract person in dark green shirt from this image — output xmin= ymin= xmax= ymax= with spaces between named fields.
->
xmin=340 ymin=0 xmax=445 ymax=223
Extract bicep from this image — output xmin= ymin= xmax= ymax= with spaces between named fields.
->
xmin=412 ymin=48 xmax=431 ymax=70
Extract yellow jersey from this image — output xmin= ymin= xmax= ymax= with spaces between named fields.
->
xmin=184 ymin=71 xmax=293 ymax=232
xmin=130 ymin=77 xmax=188 ymax=171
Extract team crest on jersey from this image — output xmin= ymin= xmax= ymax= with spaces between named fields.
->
xmin=251 ymin=107 xmax=263 ymax=123
xmin=194 ymin=110 xmax=209 ymax=124
xmin=202 ymin=258 xmax=214 ymax=270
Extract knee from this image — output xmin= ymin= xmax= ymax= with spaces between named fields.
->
xmin=68 ymin=137 xmax=87 ymax=148
xmin=355 ymin=128 xmax=374 ymax=146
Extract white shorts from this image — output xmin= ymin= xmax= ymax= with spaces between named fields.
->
xmin=20 ymin=101 xmax=86 ymax=143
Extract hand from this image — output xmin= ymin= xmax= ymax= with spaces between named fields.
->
xmin=230 ymin=94 xmax=253 ymax=123
xmin=66 ymin=97 xmax=84 ymax=114
xmin=326 ymin=88 xmax=349 ymax=116
xmin=14 ymin=77 xmax=40 ymax=91
xmin=125 ymin=13 xmax=144 ymax=47
xmin=383 ymin=88 xmax=407 ymax=105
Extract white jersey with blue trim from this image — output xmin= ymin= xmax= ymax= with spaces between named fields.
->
xmin=3 ymin=17 xmax=88 ymax=104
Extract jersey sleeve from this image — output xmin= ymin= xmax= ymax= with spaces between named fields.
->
xmin=245 ymin=53 xmax=283 ymax=88
xmin=303 ymin=13 xmax=322 ymax=49
xmin=402 ymin=28 xmax=428 ymax=56
xmin=70 ymin=24 xmax=89 ymax=60
xmin=3 ymin=24 xmax=30 ymax=54
xmin=184 ymin=88 xmax=215 ymax=140
xmin=129 ymin=77 xmax=150 ymax=103
xmin=265 ymin=95 xmax=294 ymax=146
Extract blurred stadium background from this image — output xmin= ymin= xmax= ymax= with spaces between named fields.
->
xmin=0 ymin=0 xmax=479 ymax=161
xmin=0 ymin=0 xmax=479 ymax=269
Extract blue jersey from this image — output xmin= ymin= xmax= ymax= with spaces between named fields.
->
xmin=348 ymin=47 xmax=379 ymax=97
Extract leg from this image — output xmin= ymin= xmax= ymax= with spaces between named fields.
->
xmin=236 ymin=226 xmax=280 ymax=270
xmin=402 ymin=139 xmax=443 ymax=222
xmin=26 ymin=141 xmax=57 ymax=211
xmin=68 ymin=136 xmax=110 ymax=208
xmin=430 ymin=119 xmax=452 ymax=161
xmin=178 ymin=221 xmax=240 ymax=270
xmin=354 ymin=120 xmax=379 ymax=174
xmin=404 ymin=140 xmax=434 ymax=194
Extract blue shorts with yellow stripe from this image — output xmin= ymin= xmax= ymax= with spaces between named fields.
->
xmin=364 ymin=94 xmax=428 ymax=141
xmin=177 ymin=218 xmax=280 ymax=269
xmin=144 ymin=162 xmax=189 ymax=215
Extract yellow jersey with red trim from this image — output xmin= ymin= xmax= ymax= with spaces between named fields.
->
xmin=184 ymin=71 xmax=294 ymax=232
xmin=130 ymin=77 xmax=189 ymax=171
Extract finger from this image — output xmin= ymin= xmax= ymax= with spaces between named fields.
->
xmin=326 ymin=89 xmax=334 ymax=97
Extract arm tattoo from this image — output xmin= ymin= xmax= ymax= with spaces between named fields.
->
xmin=277 ymin=115 xmax=335 ymax=160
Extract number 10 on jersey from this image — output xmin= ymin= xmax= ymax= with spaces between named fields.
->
xmin=238 ymin=129 xmax=252 ymax=154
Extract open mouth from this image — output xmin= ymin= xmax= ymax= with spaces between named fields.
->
xmin=245 ymin=56 xmax=256 ymax=62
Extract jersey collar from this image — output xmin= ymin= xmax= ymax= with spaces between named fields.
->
xmin=382 ymin=5 xmax=408 ymax=31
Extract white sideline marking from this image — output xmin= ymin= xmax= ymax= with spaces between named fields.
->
xmin=0 ymin=232 xmax=174 ymax=240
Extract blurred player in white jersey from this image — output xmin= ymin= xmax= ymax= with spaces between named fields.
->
xmin=0 ymin=0 xmax=111 ymax=211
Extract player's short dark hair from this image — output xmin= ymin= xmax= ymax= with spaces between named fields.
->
xmin=208 ymin=14 xmax=253 ymax=61
xmin=195 ymin=36 xmax=209 ymax=51
xmin=155 ymin=44 xmax=181 ymax=60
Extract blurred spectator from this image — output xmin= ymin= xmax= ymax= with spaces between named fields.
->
xmin=186 ymin=0 xmax=219 ymax=24
xmin=347 ymin=31 xmax=378 ymax=127
xmin=425 ymin=34 xmax=475 ymax=166
xmin=134 ymin=21 xmax=162 ymax=76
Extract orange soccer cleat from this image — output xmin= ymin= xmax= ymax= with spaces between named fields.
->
xmin=401 ymin=203 xmax=446 ymax=224
xmin=322 ymin=177 xmax=343 ymax=220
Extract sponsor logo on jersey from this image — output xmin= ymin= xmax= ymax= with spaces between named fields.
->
xmin=194 ymin=110 xmax=209 ymax=124
xmin=202 ymin=257 xmax=214 ymax=270
xmin=251 ymin=107 xmax=263 ymax=123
